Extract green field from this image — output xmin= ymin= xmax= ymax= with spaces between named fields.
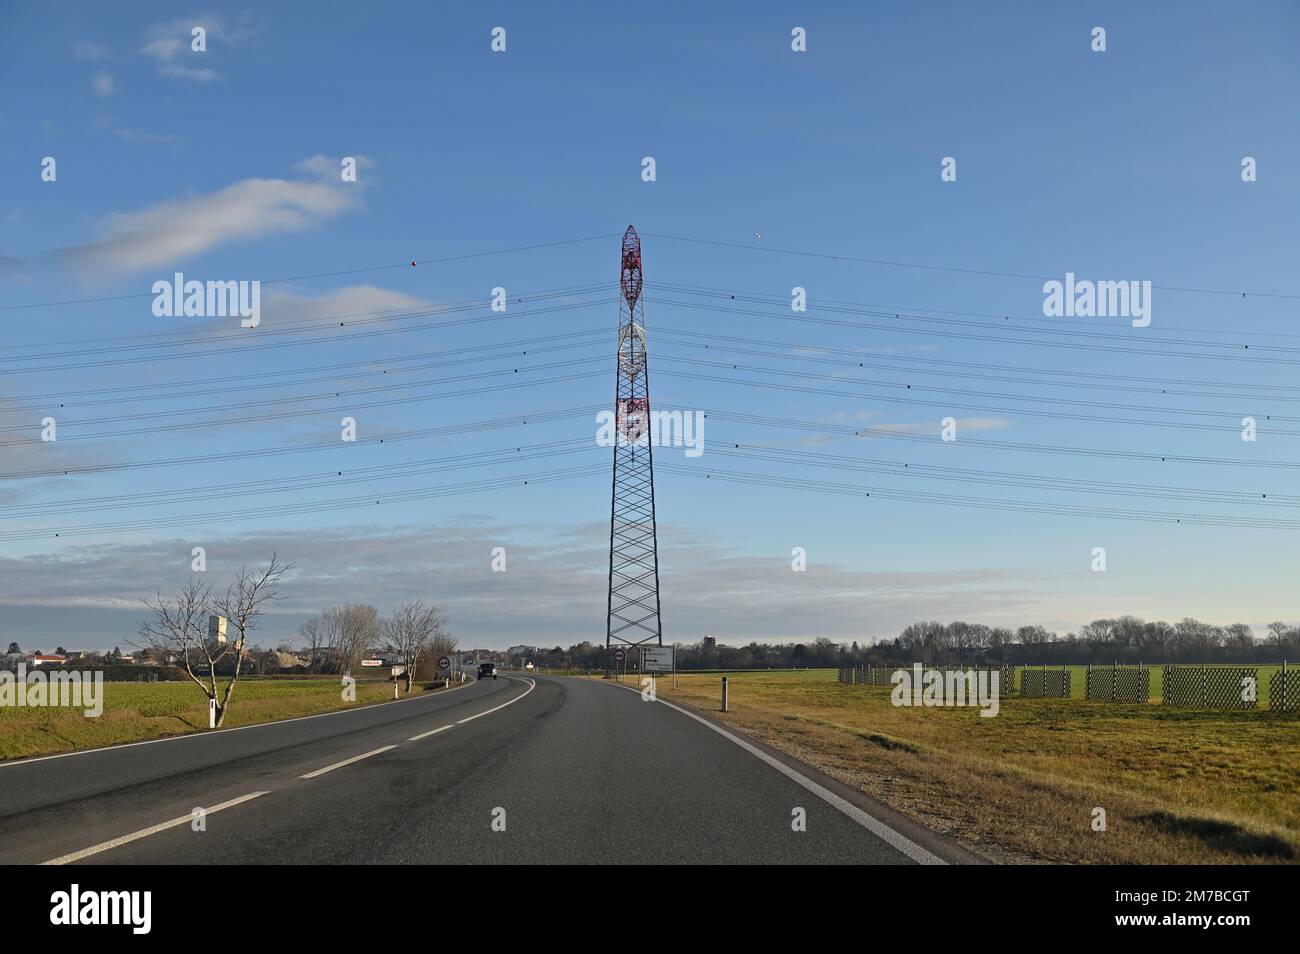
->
xmin=0 ymin=678 xmax=448 ymax=761
xmin=604 ymin=668 xmax=1300 ymax=864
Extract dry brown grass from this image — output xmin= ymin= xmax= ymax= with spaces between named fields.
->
xmin=615 ymin=670 xmax=1300 ymax=864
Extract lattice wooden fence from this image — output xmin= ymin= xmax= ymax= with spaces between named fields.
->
xmin=839 ymin=666 xmax=896 ymax=686
xmin=1021 ymin=667 xmax=1071 ymax=698
xmin=1162 ymin=666 xmax=1258 ymax=709
xmin=838 ymin=665 xmax=1014 ymax=691
xmin=1085 ymin=664 xmax=1150 ymax=703
xmin=1269 ymin=664 xmax=1299 ymax=712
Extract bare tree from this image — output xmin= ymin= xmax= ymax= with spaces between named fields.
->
xmin=133 ymin=554 xmax=293 ymax=727
xmin=298 ymin=604 xmax=377 ymax=673
xmin=382 ymin=602 xmax=452 ymax=692
xmin=298 ymin=613 xmax=332 ymax=673
xmin=1267 ymin=622 xmax=1292 ymax=649
xmin=338 ymin=604 xmax=379 ymax=673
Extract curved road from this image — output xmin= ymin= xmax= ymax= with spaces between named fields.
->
xmin=0 ymin=674 xmax=977 ymax=864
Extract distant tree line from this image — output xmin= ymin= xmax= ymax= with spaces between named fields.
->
xmin=508 ymin=616 xmax=1300 ymax=671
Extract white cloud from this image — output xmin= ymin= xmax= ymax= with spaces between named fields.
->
xmin=293 ymin=154 xmax=376 ymax=183
xmin=91 ymin=71 xmax=118 ymax=97
xmin=56 ymin=162 xmax=363 ymax=273
xmin=140 ymin=13 xmax=250 ymax=82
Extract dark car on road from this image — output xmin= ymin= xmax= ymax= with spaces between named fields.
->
xmin=478 ymin=662 xmax=498 ymax=680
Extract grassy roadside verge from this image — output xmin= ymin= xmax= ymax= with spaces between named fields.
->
xmin=0 ymin=679 xmax=460 ymax=761
xmin=594 ymin=670 xmax=1300 ymax=864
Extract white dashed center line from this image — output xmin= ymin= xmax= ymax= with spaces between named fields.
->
xmin=41 ymin=790 xmax=269 ymax=866
xmin=299 ymin=745 xmax=396 ymax=779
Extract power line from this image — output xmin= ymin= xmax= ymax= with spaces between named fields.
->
xmin=647 ymin=295 xmax=1300 ymax=368
xmin=0 ymin=463 xmax=608 ymax=542
xmin=659 ymin=463 xmax=1300 ymax=531
xmin=0 ymin=344 xmax=607 ymax=427
xmin=656 ymin=280 xmax=1300 ymax=342
xmin=700 ymin=442 xmax=1299 ymax=508
xmin=0 ymin=405 xmax=604 ymax=480
xmin=11 ymin=426 xmax=1291 ymax=531
xmin=0 ymin=293 xmax=617 ymax=375
xmin=659 ymin=353 xmax=1300 ymax=422
xmin=642 ymin=232 xmax=1300 ymax=301
xmin=0 ymin=365 xmax=606 ymax=447
xmin=0 ymin=235 xmax=618 ymax=312
xmin=652 ymin=328 xmax=1300 ymax=404
xmin=700 ymin=407 xmax=1300 ymax=470
xmin=0 ymin=440 xmax=600 ymax=519
xmin=0 ymin=328 xmax=609 ymax=410
xmin=655 ymin=362 xmax=1300 ymax=435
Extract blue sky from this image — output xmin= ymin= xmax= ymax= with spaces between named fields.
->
xmin=1 ymin=1 xmax=1298 ymax=651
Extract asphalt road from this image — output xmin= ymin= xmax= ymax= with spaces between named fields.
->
xmin=0 ymin=674 xmax=975 ymax=864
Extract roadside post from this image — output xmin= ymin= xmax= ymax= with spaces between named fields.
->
xmin=614 ymin=648 xmax=626 ymax=682
xmin=721 ymin=676 xmax=728 ymax=712
xmin=438 ymin=655 xmax=451 ymax=690
xmin=208 ymin=697 xmax=216 ymax=729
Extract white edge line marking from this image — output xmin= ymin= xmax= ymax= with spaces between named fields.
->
xmin=41 ymin=790 xmax=268 ymax=866
xmin=606 ymin=680 xmax=946 ymax=865
xmin=1 ymin=675 xmax=475 ymax=769
xmin=455 ymin=675 xmax=535 ymax=723
xmin=299 ymin=744 xmax=396 ymax=779
xmin=408 ymin=724 xmax=455 ymax=741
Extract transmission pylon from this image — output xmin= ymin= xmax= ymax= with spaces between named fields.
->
xmin=605 ymin=225 xmax=664 ymax=650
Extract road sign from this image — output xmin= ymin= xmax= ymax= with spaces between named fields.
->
xmin=360 ymin=659 xmax=384 ymax=667
xmin=641 ymin=646 xmax=674 ymax=672
xmin=613 ymin=649 xmax=626 ymax=663
xmin=437 ymin=655 xmax=451 ymax=672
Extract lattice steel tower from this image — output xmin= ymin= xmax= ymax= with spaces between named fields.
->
xmin=605 ymin=225 xmax=664 ymax=650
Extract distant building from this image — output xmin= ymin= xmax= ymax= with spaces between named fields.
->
xmin=29 ymin=654 xmax=66 ymax=667
xmin=701 ymin=636 xmax=717 ymax=651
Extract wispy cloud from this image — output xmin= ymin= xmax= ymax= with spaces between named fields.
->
xmin=140 ymin=12 xmax=253 ymax=82
xmin=53 ymin=159 xmax=364 ymax=274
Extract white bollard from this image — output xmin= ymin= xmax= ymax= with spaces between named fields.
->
xmin=721 ymin=676 xmax=729 ymax=712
